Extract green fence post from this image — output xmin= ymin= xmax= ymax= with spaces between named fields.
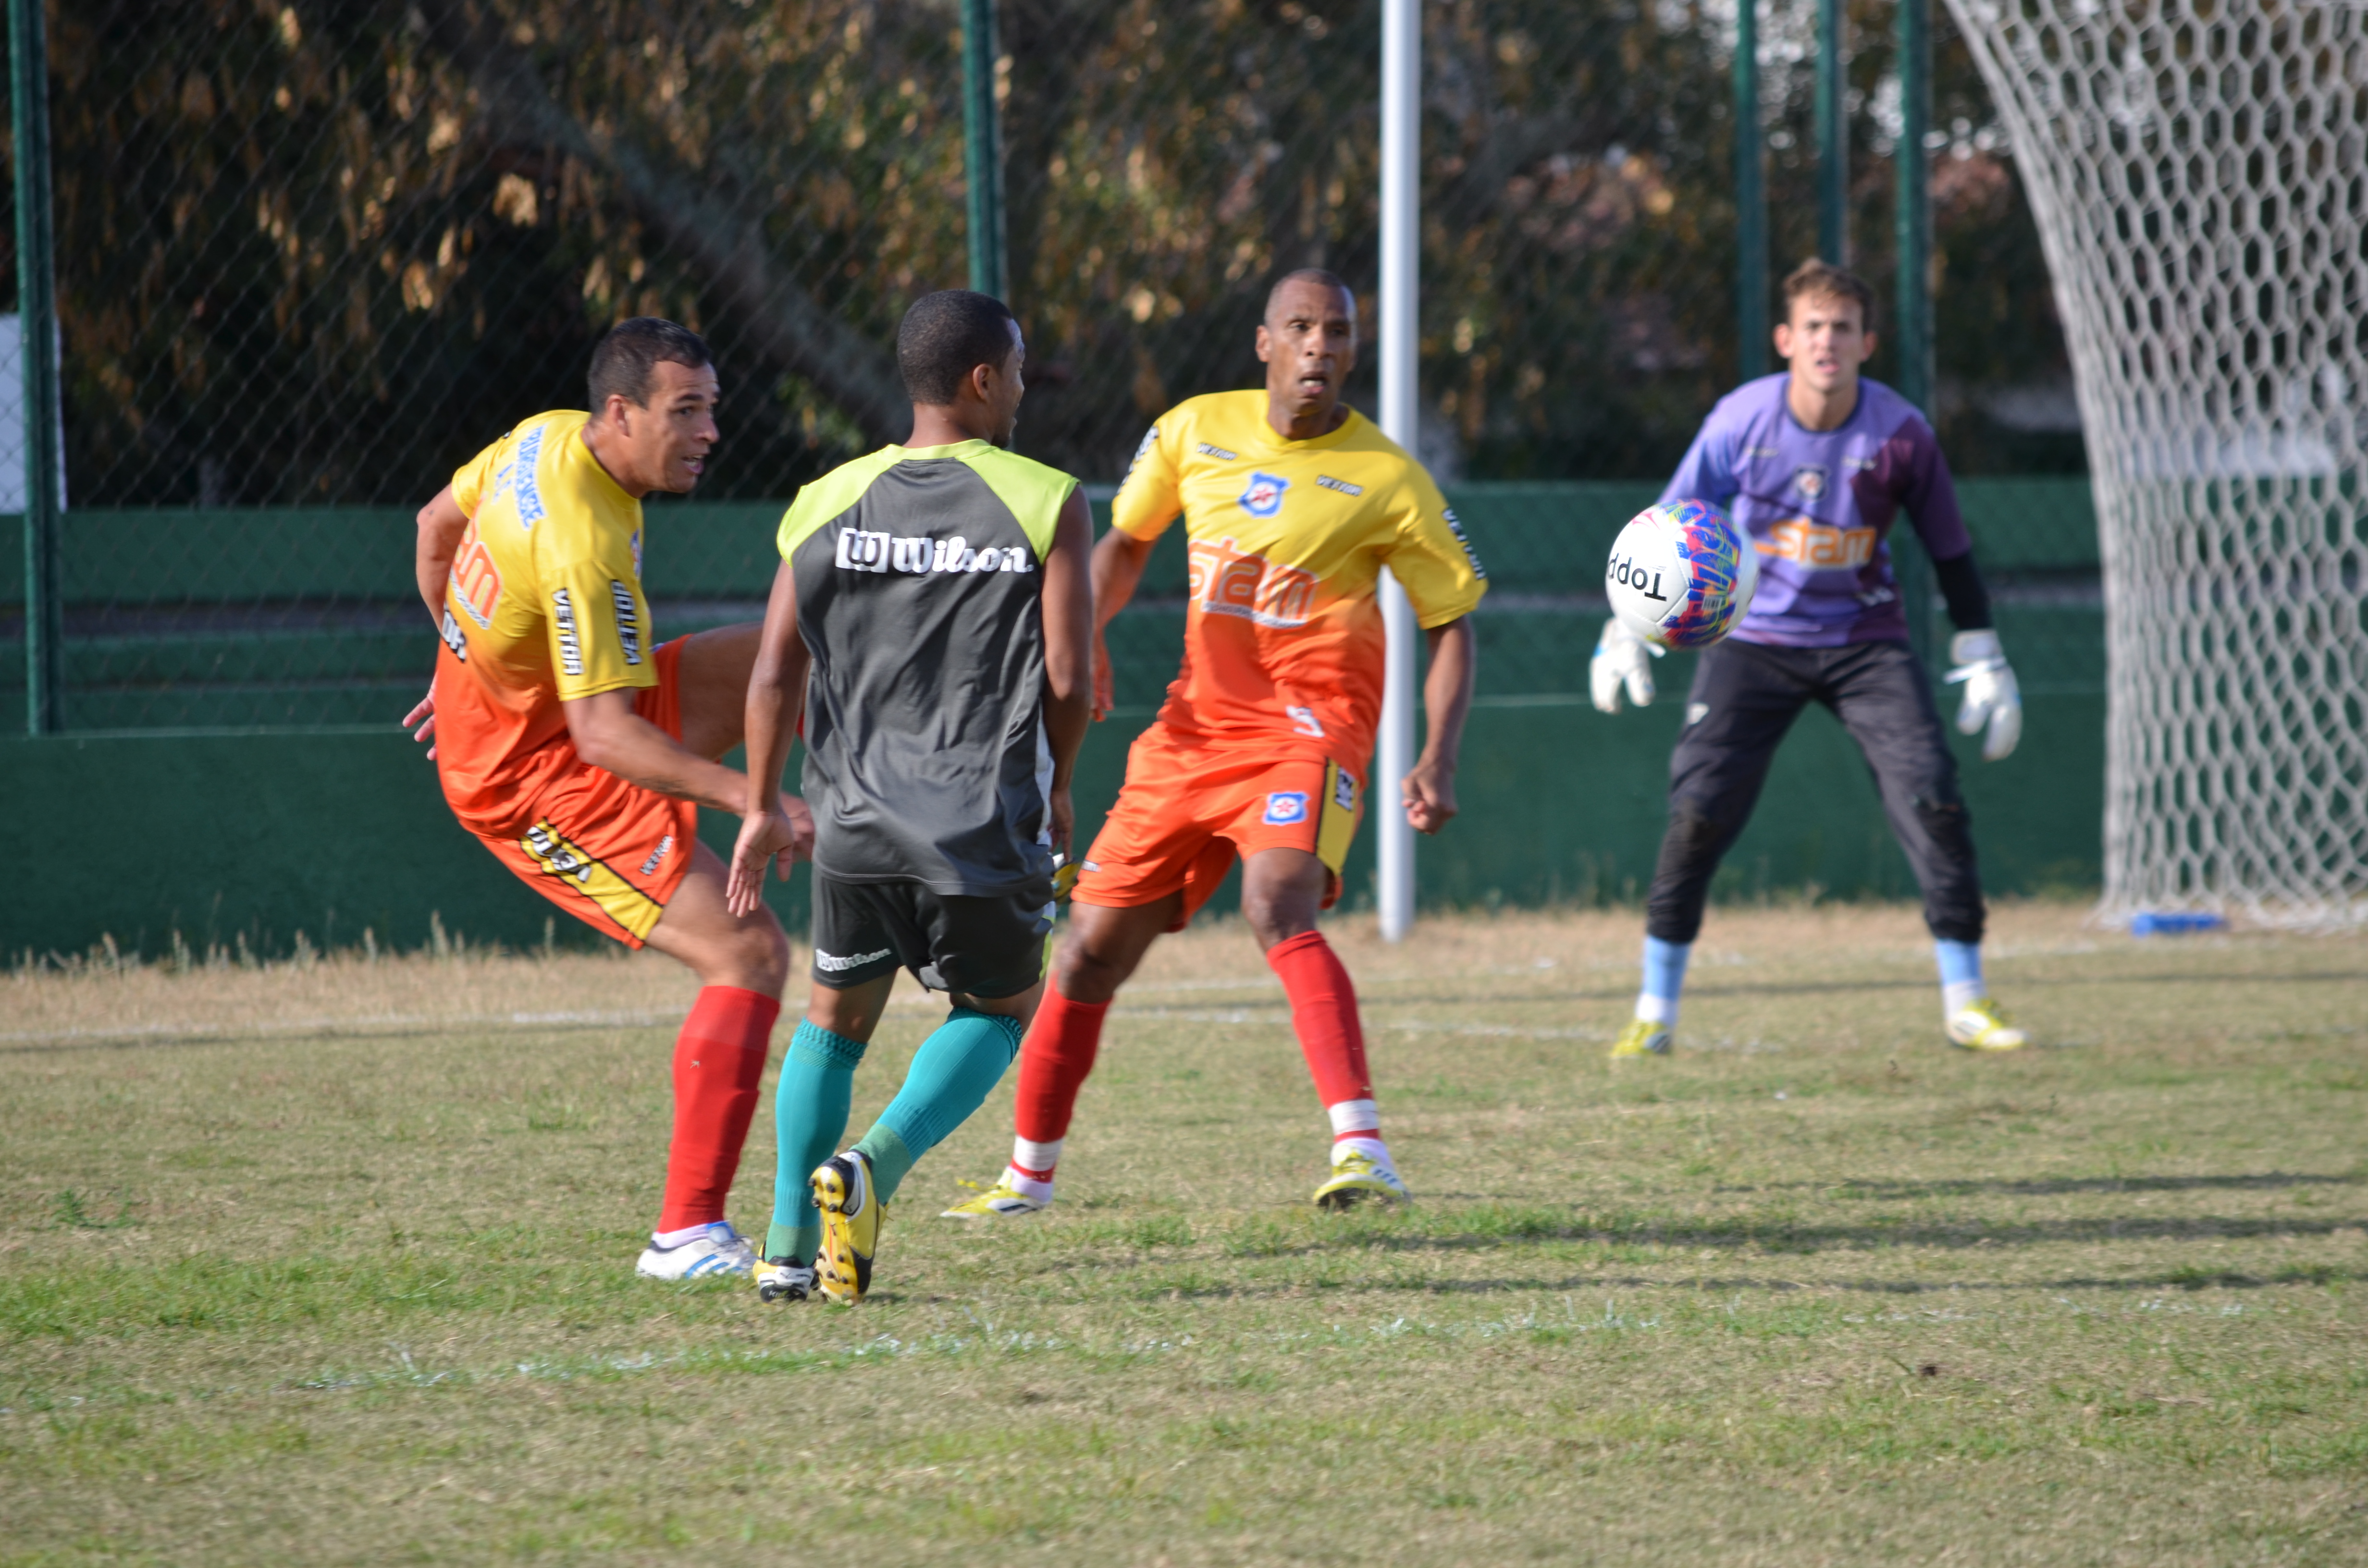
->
xmin=1892 ymin=0 xmax=1937 ymax=674
xmin=1735 ymin=0 xmax=1766 ymax=379
xmin=10 ymin=0 xmax=61 ymax=735
xmin=1815 ymin=0 xmax=1847 ymax=264
xmin=961 ymin=0 xmax=1007 ymax=301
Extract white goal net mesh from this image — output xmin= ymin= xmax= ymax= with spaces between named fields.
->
xmin=1944 ymin=0 xmax=2368 ymax=925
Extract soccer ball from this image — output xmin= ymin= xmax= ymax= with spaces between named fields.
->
xmin=1604 ymin=499 xmax=1758 ymax=649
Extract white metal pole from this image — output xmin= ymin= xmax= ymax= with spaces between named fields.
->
xmin=1375 ymin=0 xmax=1418 ymax=942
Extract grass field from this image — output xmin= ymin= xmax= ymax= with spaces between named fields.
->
xmin=3 ymin=902 xmax=2365 ymax=1566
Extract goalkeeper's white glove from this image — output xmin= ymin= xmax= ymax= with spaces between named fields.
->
xmin=1945 ymin=629 xmax=2022 ymax=761
xmin=1590 ymin=616 xmax=1663 ymax=714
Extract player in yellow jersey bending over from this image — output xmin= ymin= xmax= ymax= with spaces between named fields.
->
xmin=407 ymin=318 xmax=809 ymax=1281
xmin=946 ymin=270 xmax=1488 ymax=1218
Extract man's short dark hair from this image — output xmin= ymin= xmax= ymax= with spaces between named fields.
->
xmin=588 ymin=318 xmax=713 ymax=411
xmin=1782 ymin=259 xmax=1877 ymax=325
xmin=897 ymin=291 xmax=1019 ymax=405
xmin=1265 ymin=268 xmax=1355 ymax=320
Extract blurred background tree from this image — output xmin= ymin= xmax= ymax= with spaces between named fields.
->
xmin=17 ymin=0 xmax=2077 ymax=508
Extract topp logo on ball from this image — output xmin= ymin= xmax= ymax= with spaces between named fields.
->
xmin=1605 ymin=499 xmax=1759 ymax=649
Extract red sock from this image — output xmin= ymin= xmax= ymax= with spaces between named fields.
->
xmin=1267 ymin=931 xmax=1374 ymax=1124
xmin=657 ymin=986 xmax=779 ymax=1232
xmin=1011 ymin=987 xmax=1112 ymax=1174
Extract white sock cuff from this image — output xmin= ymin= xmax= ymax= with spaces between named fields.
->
xmin=1941 ymin=981 xmax=1987 ymax=1015
xmin=1326 ymin=1098 xmax=1380 ymax=1136
xmin=1012 ymin=1136 xmax=1064 ymax=1172
xmin=652 ymin=1221 xmax=727 ymax=1249
xmin=1005 ymin=1168 xmax=1055 ymax=1202
xmin=1636 ymin=994 xmax=1678 ymax=1026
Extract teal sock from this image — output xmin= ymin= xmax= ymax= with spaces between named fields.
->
xmin=851 ymin=1009 xmax=1024 ymax=1205
xmin=766 ymin=1020 xmax=866 ymax=1262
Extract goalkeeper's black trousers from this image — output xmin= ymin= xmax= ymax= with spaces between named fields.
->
xmin=1644 ymin=637 xmax=1985 ymax=946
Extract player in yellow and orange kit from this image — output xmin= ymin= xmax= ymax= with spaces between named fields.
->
xmin=405 ymin=318 xmax=810 ymax=1281
xmin=944 ymin=270 xmax=1488 ymax=1217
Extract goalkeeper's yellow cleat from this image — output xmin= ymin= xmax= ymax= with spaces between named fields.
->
xmin=1608 ymin=1018 xmax=1673 ymax=1058
xmin=810 ymin=1152 xmax=884 ymax=1304
xmin=1312 ymin=1148 xmax=1409 ymax=1211
xmin=939 ymin=1172 xmax=1051 ymax=1220
xmin=1946 ymin=997 xmax=2029 ymax=1052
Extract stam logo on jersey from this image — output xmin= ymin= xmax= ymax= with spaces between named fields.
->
xmin=1237 ymin=471 xmax=1290 ymax=517
xmin=1188 ymin=536 xmax=1318 ymax=628
xmin=1759 ymin=517 xmax=1875 ymax=569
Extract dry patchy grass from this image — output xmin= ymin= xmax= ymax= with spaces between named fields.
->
xmin=2 ymin=902 xmax=2365 ymax=1566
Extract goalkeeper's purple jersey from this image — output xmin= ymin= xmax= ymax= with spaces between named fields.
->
xmin=1657 ymin=373 xmax=1972 ymax=648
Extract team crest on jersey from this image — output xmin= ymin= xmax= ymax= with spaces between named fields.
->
xmin=1238 ymin=471 xmax=1290 ymax=517
xmin=1263 ymin=791 xmax=1309 ymax=826
xmin=1792 ymin=464 xmax=1828 ymax=501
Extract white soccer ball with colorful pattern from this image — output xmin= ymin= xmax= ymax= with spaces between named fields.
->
xmin=1604 ymin=500 xmax=1758 ymax=650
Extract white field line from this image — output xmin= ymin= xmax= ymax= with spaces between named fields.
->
xmin=0 ymin=1008 xmax=682 ymax=1049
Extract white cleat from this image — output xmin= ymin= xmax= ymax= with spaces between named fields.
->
xmin=940 ymin=1171 xmax=1053 ymax=1220
xmin=754 ymin=1257 xmax=816 ymax=1303
xmin=634 ymin=1222 xmax=757 ymax=1280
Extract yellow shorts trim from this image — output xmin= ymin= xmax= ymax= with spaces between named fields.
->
xmin=1316 ymin=761 xmax=1360 ymax=874
xmin=519 ymin=819 xmax=668 ymax=943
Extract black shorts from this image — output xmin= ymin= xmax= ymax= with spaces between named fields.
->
xmin=809 ymin=873 xmax=1053 ymax=999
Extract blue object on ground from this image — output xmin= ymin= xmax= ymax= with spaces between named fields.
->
xmin=2131 ymin=912 xmax=2228 ymax=936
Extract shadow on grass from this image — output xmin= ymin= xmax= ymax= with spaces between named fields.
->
xmin=1181 ymin=967 xmax=2368 ymax=1016
xmin=1721 ymin=1172 xmax=2364 ymax=1198
xmin=1140 ymin=1263 xmax=2368 ymax=1301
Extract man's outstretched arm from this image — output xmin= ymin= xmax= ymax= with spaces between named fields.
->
xmin=1039 ymin=489 xmax=1098 ymax=852
xmin=727 ymin=559 xmax=817 ymax=915
xmin=1403 ymin=616 xmax=1478 ymax=835
xmin=414 ymin=487 xmax=469 ymax=624
xmin=563 ymin=689 xmax=751 ymax=813
xmin=1086 ymin=523 xmax=1158 ymax=720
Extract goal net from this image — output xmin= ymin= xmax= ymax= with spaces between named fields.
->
xmin=1943 ymin=0 xmax=2368 ymax=925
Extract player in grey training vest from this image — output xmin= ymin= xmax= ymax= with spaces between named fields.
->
xmin=727 ymin=290 xmax=1094 ymax=1304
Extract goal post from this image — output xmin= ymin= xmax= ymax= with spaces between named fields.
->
xmin=1942 ymin=0 xmax=2368 ymax=926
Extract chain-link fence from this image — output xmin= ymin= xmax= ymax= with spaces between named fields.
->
xmin=3 ymin=0 xmax=2091 ymax=734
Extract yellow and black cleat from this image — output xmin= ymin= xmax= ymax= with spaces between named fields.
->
xmin=811 ymin=1152 xmax=884 ymax=1304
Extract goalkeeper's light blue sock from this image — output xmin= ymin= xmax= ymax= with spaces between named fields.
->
xmin=1637 ymin=937 xmax=1692 ymax=1025
xmin=852 ymin=1008 xmax=1024 ymax=1205
xmin=767 ymin=1020 xmax=865 ymax=1263
xmin=1934 ymin=940 xmax=1986 ymax=1015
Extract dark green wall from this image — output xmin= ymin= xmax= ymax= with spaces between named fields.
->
xmin=1 ymin=686 xmax=2099 ymax=960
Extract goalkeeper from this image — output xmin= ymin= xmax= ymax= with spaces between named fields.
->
xmin=1592 ymin=259 xmax=2027 ymax=1054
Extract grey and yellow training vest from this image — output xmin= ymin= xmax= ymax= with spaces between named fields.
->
xmin=777 ymin=440 xmax=1077 ymax=897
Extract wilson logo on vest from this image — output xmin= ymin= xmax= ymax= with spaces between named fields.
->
xmin=834 ymin=527 xmax=1035 ymax=576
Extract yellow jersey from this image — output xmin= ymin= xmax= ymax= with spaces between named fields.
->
xmin=1111 ymin=390 xmax=1487 ymax=768
xmin=432 ymin=410 xmax=656 ymax=828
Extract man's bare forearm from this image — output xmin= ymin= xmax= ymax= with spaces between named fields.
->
xmin=587 ymin=717 xmax=750 ymax=812
xmin=1419 ymin=618 xmax=1478 ymax=767
xmin=415 ymin=487 xmax=468 ymax=624
xmin=741 ymin=559 xmax=811 ymax=817
xmin=564 ymin=692 xmax=750 ymax=813
xmin=741 ymin=654 xmax=808 ymax=816
xmin=1089 ymin=527 xmax=1156 ymax=631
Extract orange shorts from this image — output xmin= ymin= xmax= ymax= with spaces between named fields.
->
xmin=1073 ymin=725 xmax=1364 ymax=931
xmin=470 ymin=637 xmax=699 ymax=948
